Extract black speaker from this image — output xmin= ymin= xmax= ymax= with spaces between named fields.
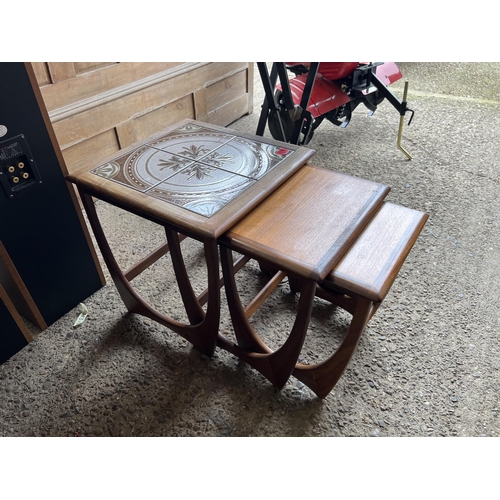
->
xmin=0 ymin=62 xmax=104 ymax=362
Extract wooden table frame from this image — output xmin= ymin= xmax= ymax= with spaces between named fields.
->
xmin=218 ymin=254 xmax=378 ymax=398
xmin=79 ymin=190 xmax=222 ymax=356
xmin=217 ymin=247 xmax=318 ymax=388
xmin=216 ymin=165 xmax=391 ymax=394
xmin=218 ymin=198 xmax=427 ymax=398
xmin=67 ymin=119 xmax=427 ymax=399
xmin=67 ymin=119 xmax=314 ymax=358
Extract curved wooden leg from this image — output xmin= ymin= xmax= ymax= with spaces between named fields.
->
xmin=218 ymin=244 xmax=316 ymax=388
xmin=292 ymin=296 xmax=374 ymax=398
xmin=80 ymin=191 xmax=219 ymax=356
xmin=219 ymin=245 xmax=267 ymax=353
xmin=165 ymin=227 xmax=204 ymax=325
xmin=195 ymin=239 xmax=221 ymax=355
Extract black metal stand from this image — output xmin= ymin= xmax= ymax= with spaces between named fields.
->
xmin=256 ymin=62 xmax=320 ymax=145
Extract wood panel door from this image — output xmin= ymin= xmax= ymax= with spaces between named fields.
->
xmin=31 ymin=62 xmax=254 ymax=174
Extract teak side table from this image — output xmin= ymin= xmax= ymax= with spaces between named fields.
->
xmin=67 ymin=118 xmax=427 ymax=398
xmin=218 ymin=165 xmax=427 ymax=398
xmin=66 ymin=119 xmax=315 ymax=357
xmin=218 ymin=165 xmax=390 ymax=390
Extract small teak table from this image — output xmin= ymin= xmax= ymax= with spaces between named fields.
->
xmin=66 ymin=119 xmax=314 ymax=357
xmin=219 ymin=165 xmax=427 ymax=398
xmin=218 ymin=165 xmax=389 ymax=390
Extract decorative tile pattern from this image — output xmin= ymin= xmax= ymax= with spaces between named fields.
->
xmin=91 ymin=145 xmax=196 ymax=192
xmin=146 ymin=164 xmax=256 ymax=217
xmin=91 ymin=122 xmax=296 ymax=217
xmin=147 ymin=122 xmax=233 ymax=160
xmin=198 ymin=136 xmax=294 ymax=179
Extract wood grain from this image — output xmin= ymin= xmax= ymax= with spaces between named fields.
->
xmin=47 ymin=62 xmax=76 ymax=83
xmin=0 ymin=242 xmax=47 ymax=330
xmin=222 ymin=165 xmax=390 ymax=281
xmin=32 ymin=62 xmax=254 ymax=175
xmin=115 ymin=94 xmax=195 ymax=149
xmin=0 ymin=285 xmax=33 ymax=343
xmin=325 ymin=202 xmax=429 ymax=302
xmin=39 ymin=62 xmax=183 ymax=112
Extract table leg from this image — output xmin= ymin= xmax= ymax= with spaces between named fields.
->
xmin=218 ymin=244 xmax=316 ymax=388
xmin=80 ymin=191 xmax=220 ymax=356
xmin=165 ymin=227 xmax=205 ymax=325
xmin=219 ymin=245 xmax=377 ymax=398
xmin=292 ymin=295 xmax=375 ymax=398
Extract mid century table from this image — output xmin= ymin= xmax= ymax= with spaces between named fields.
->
xmin=218 ymin=164 xmax=427 ymax=397
xmin=66 ymin=119 xmax=315 ymax=357
xmin=218 ymin=164 xmax=390 ymax=391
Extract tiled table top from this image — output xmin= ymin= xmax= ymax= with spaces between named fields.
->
xmin=67 ymin=119 xmax=315 ymax=239
xmin=91 ymin=121 xmax=299 ymax=218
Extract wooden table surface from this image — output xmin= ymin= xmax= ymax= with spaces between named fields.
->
xmin=220 ymin=164 xmax=390 ymax=281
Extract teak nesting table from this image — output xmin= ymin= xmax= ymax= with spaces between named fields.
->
xmin=67 ymin=119 xmax=427 ymax=398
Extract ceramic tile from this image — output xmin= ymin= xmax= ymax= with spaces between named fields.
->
xmin=146 ymin=162 xmax=256 ymax=217
xmin=147 ymin=122 xmax=234 ymax=162
xmin=198 ymin=136 xmax=294 ymax=179
xmin=91 ymin=145 xmax=197 ymax=191
xmin=90 ymin=121 xmax=301 ymax=218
